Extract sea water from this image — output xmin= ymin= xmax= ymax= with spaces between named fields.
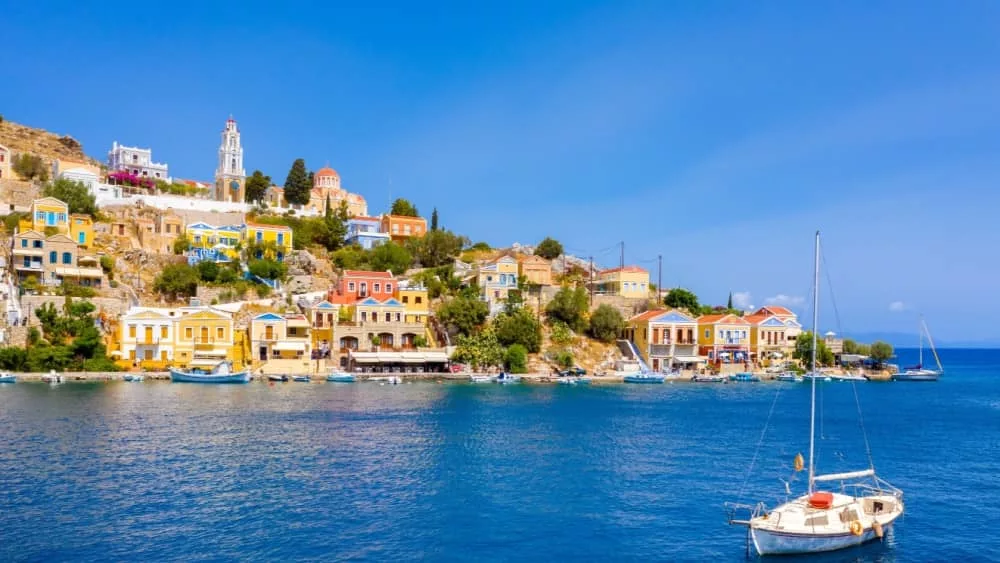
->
xmin=1 ymin=348 xmax=997 ymax=562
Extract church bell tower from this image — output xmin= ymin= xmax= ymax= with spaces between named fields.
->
xmin=214 ymin=116 xmax=246 ymax=202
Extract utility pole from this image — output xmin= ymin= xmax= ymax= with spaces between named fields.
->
xmin=589 ymin=256 xmax=594 ymax=307
xmin=619 ymin=241 xmax=624 ymax=270
xmin=657 ymin=254 xmax=662 ymax=305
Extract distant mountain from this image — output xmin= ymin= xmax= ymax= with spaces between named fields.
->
xmin=840 ymin=331 xmax=1000 ymax=349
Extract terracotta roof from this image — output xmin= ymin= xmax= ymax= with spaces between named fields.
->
xmin=350 ymin=216 xmax=380 ymax=221
xmin=744 ymin=314 xmax=776 ymax=326
xmin=343 ymin=270 xmax=394 ymax=279
xmin=697 ymin=313 xmax=749 ymax=325
xmin=245 ymin=222 xmax=291 ymax=231
xmin=630 ymin=309 xmax=668 ymax=322
xmin=599 ymin=265 xmax=648 ymax=275
xmin=758 ymin=305 xmax=794 ymax=316
xmin=315 ymin=166 xmax=339 ymax=178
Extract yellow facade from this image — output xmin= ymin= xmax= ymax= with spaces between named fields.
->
xmin=245 ymin=223 xmax=293 ymax=260
xmin=249 ymin=312 xmax=312 ymax=363
xmin=174 ymin=310 xmax=239 ymax=369
xmin=594 ymin=266 xmax=649 ymax=298
xmin=306 ymin=301 xmax=338 ymax=352
xmin=397 ymin=286 xmax=430 ymax=324
xmin=113 ymin=307 xmax=244 ymax=371
xmin=697 ymin=314 xmax=751 ymax=362
xmin=21 ymin=197 xmax=70 ymax=235
xmin=185 ymin=222 xmax=242 ymax=260
xmin=477 ymin=255 xmax=520 ymax=304
xmin=69 ymin=214 xmax=94 ymax=248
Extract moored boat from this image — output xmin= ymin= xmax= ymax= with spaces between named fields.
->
xmin=831 ymin=372 xmax=867 ymax=382
xmin=559 ymin=376 xmax=591 ymax=385
xmin=326 ymin=372 xmax=355 ymax=382
xmin=495 ymin=372 xmax=521 ymax=384
xmin=776 ymin=372 xmax=803 ymax=382
xmin=893 ymin=317 xmax=943 ymax=382
xmin=267 ymin=374 xmax=289 ymax=382
xmin=623 ymin=372 xmax=665 ymax=384
xmin=293 ymin=375 xmax=311 ymax=382
xmin=691 ymin=374 xmax=726 ymax=383
xmin=729 ymin=372 xmax=760 ymax=382
xmin=123 ymin=374 xmax=144 ymax=382
xmin=168 ymin=361 xmax=250 ymax=384
xmin=42 ymin=371 xmax=63 ymax=384
xmin=470 ymin=374 xmax=493 ymax=383
xmin=0 ymin=372 xmax=16 ymax=383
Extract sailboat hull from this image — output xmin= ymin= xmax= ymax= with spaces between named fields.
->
xmin=893 ymin=370 xmax=941 ymax=382
xmin=751 ymin=523 xmax=891 ymax=555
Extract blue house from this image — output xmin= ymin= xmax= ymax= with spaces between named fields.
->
xmin=345 ymin=216 xmax=390 ymax=249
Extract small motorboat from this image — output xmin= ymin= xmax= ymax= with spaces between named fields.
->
xmin=169 ymin=361 xmax=250 ymax=384
xmin=691 ymin=374 xmax=725 ymax=383
xmin=831 ymin=372 xmax=867 ymax=382
xmin=623 ymin=372 xmax=665 ymax=384
xmin=0 ymin=372 xmax=16 ymax=383
xmin=559 ymin=376 xmax=591 ymax=385
xmin=123 ymin=374 xmax=144 ymax=382
xmin=776 ymin=372 xmax=803 ymax=382
xmin=729 ymin=372 xmax=760 ymax=382
xmin=267 ymin=374 xmax=289 ymax=382
xmin=495 ymin=372 xmax=521 ymax=384
xmin=292 ymin=375 xmax=311 ymax=382
xmin=803 ymin=371 xmax=832 ymax=382
xmin=470 ymin=374 xmax=493 ymax=383
xmin=42 ymin=371 xmax=63 ymax=384
xmin=326 ymin=372 xmax=355 ymax=383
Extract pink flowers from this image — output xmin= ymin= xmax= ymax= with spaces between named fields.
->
xmin=107 ymin=170 xmax=155 ymax=189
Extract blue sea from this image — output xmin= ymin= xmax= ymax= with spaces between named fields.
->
xmin=1 ymin=348 xmax=998 ymax=562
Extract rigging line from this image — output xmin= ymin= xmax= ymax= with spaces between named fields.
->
xmin=851 ymin=376 xmax=876 ymax=470
xmin=820 ymin=251 xmax=845 ymax=338
xmin=736 ymin=384 xmax=785 ymax=505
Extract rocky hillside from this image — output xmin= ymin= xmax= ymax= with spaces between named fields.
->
xmin=0 ymin=117 xmax=99 ymax=166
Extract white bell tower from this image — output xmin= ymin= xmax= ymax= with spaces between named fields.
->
xmin=214 ymin=116 xmax=246 ymax=202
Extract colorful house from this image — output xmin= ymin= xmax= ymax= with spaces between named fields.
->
xmin=626 ymin=309 xmax=703 ymax=371
xmin=20 ymin=197 xmax=70 ymax=234
xmin=11 ymin=230 xmax=102 ymax=287
xmin=697 ymin=313 xmax=751 ymax=364
xmin=477 ymin=255 xmax=519 ymax=310
xmin=592 ymin=266 xmax=649 ymax=298
xmin=113 ymin=306 xmax=245 ymax=371
xmin=118 ymin=309 xmax=177 ymax=369
xmin=333 ymin=296 xmax=432 ymax=368
xmin=249 ymin=312 xmax=312 ymax=362
xmin=185 ymin=222 xmax=242 ymax=263
xmin=174 ymin=308 xmax=240 ymax=370
xmin=752 ymin=306 xmax=802 ymax=349
xmin=746 ymin=313 xmax=791 ymax=363
xmin=396 ymin=283 xmax=431 ymax=325
xmin=69 ymin=214 xmax=94 ymax=247
xmin=305 ymin=300 xmax=339 ymax=358
xmin=245 ymin=222 xmax=293 ymax=261
xmin=380 ymin=214 xmax=427 ymax=242
xmin=329 ymin=270 xmax=396 ymax=305
xmin=346 ymin=216 xmax=390 ymax=249
xmin=517 ymin=254 xmax=553 ymax=286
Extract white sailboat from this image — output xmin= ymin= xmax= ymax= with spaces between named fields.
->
xmin=893 ymin=317 xmax=943 ymax=381
xmin=728 ymin=231 xmax=904 ymax=556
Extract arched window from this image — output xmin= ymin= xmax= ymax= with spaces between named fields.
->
xmin=62 ymin=252 xmax=72 ymax=264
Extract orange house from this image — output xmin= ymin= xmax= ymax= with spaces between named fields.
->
xmin=380 ymin=215 xmax=427 ymax=242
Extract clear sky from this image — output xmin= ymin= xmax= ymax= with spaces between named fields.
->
xmin=4 ymin=1 xmax=999 ymax=343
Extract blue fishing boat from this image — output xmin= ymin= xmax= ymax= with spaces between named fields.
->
xmin=168 ymin=361 xmax=250 ymax=384
xmin=293 ymin=375 xmax=311 ymax=382
xmin=123 ymin=374 xmax=144 ymax=382
xmin=0 ymin=373 xmax=16 ymax=383
xmin=623 ymin=372 xmax=666 ymax=384
xmin=729 ymin=372 xmax=760 ymax=382
xmin=326 ymin=372 xmax=355 ymax=383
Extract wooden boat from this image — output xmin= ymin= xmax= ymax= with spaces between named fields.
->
xmin=623 ymin=372 xmax=665 ymax=384
xmin=0 ymin=372 xmax=16 ymax=383
xmin=168 ymin=361 xmax=250 ymax=384
xmin=267 ymin=374 xmax=289 ymax=382
xmin=326 ymin=372 xmax=355 ymax=383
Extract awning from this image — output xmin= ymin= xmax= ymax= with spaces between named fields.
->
xmin=54 ymin=266 xmax=103 ymax=278
xmin=196 ymin=350 xmax=228 ymax=357
xmin=350 ymin=352 xmax=379 ymax=363
xmin=377 ymin=352 xmax=403 ymax=362
xmin=423 ymin=351 xmax=449 ymax=362
xmin=13 ymin=249 xmax=45 ymax=257
xmin=401 ymin=354 xmax=425 ymax=363
xmin=674 ymin=355 xmax=707 ymax=363
xmin=273 ymin=341 xmax=307 ymax=351
xmin=189 ymin=359 xmax=224 ymax=368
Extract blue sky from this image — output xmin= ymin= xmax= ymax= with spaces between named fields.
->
xmin=4 ymin=1 xmax=1000 ymax=342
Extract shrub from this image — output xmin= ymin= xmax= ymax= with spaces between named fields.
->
xmin=153 ymin=263 xmax=200 ymax=300
xmin=588 ymin=304 xmax=624 ymax=343
xmin=504 ymin=344 xmax=528 ymax=374
xmin=493 ymin=307 xmax=542 ymax=353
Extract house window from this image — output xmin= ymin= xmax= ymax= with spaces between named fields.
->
xmin=49 ymin=251 xmax=57 ymax=263
xmin=276 ymin=252 xmax=283 ymax=262
xmin=78 ymin=232 xmax=85 ymax=244
xmin=33 ymin=240 xmax=43 ymax=248
xmin=704 ymin=329 xmax=710 ymax=339
xmin=348 ymin=282 xmax=356 ymax=292
xmin=277 ymin=233 xmax=284 ymax=245
xmin=160 ymin=351 xmax=168 ymax=361
xmin=402 ymin=296 xmax=409 ymax=304
xmin=129 ymin=350 xmax=136 ymax=360
xmin=185 ymin=327 xmax=193 ymax=339
xmin=256 ymin=231 xmax=262 ymax=242
xmin=385 ymin=312 xmax=391 ymax=322
xmin=62 ymin=252 xmax=72 ymax=264
xmin=217 ymin=327 xmax=225 ymax=339
xmin=20 ymin=239 xmax=26 ymax=248
xmin=22 ymin=257 xmax=29 ymax=268
xmin=129 ymin=325 xmax=136 ymax=338
xmin=395 ymin=313 xmax=401 ymax=322
xmin=316 ymin=315 xmax=324 ymax=328
xmin=415 ymin=296 xmax=423 ymax=304
xmin=386 ymin=283 xmax=392 ymax=293
xmin=361 ymin=311 xmax=367 ymax=322
xmin=58 ymin=213 xmax=66 ymax=222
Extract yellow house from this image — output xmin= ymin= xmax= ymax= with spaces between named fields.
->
xmin=517 ymin=254 xmax=553 ymax=286
xmin=396 ymin=284 xmax=430 ymax=324
xmin=117 ymin=309 xmax=177 ymax=370
xmin=69 ymin=214 xmax=94 ymax=248
xmin=245 ymin=222 xmax=293 ymax=262
xmin=697 ymin=314 xmax=751 ymax=364
xmin=174 ymin=309 xmax=240 ymax=369
xmin=592 ymin=266 xmax=649 ymax=298
xmin=185 ymin=222 xmax=242 ymax=262
xmin=306 ymin=300 xmax=338 ymax=356
xmin=746 ymin=313 xmax=792 ymax=363
xmin=20 ymin=197 xmax=70 ymax=235
xmin=249 ymin=312 xmax=312 ymax=362
xmin=626 ymin=309 xmax=703 ymax=372
xmin=477 ymin=255 xmax=519 ymax=309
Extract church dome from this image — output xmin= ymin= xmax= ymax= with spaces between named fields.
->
xmin=315 ymin=167 xmax=339 ymax=178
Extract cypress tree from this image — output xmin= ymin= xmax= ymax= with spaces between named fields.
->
xmin=283 ymin=159 xmax=311 ymax=205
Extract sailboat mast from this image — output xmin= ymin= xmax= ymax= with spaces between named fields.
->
xmin=923 ymin=318 xmax=943 ymax=372
xmin=919 ymin=323 xmax=923 ymax=367
xmin=808 ymin=230 xmax=820 ymax=494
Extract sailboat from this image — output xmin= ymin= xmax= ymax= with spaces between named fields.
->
xmin=893 ymin=318 xmax=943 ymax=381
xmin=728 ymin=232 xmax=904 ymax=556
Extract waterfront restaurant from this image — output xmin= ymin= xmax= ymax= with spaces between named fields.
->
xmin=346 ymin=350 xmax=450 ymax=374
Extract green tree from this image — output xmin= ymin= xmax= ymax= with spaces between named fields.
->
xmin=319 ymin=199 xmax=349 ymax=251
xmin=727 ymin=292 xmax=734 ymax=310
xmin=535 ymin=237 xmax=563 ymax=260
xmin=12 ymin=153 xmax=49 ymax=181
xmin=504 ymin=344 xmax=528 ymax=374
xmin=545 ymin=286 xmax=589 ymax=332
xmin=451 ymin=328 xmax=504 ymax=370
xmin=0 ymin=347 xmax=28 ymax=371
xmin=493 ymin=307 xmax=542 ymax=353
xmin=407 ymin=229 xmax=466 ymax=268
xmin=153 ymin=263 xmax=200 ymax=300
xmin=245 ymin=170 xmax=271 ymax=203
xmin=282 ymin=158 xmax=311 ymax=205
xmin=173 ymin=233 xmax=190 ymax=255
xmin=869 ymin=341 xmax=894 ymax=367
xmin=99 ymin=255 xmax=114 ymax=279
xmin=550 ymin=321 xmax=575 ymax=345
xmin=330 ymin=245 xmax=371 ymax=270
xmin=431 ymin=208 xmax=439 ymax=231
xmin=196 ymin=260 xmax=220 ymax=282
xmin=552 ymin=349 xmax=574 ymax=369
xmin=664 ymin=288 xmax=700 ymax=312
xmin=42 ymin=178 xmax=97 ymax=216
xmin=27 ymin=344 xmax=72 ymax=372
xmin=469 ymin=241 xmax=491 ymax=252
xmin=248 ymin=258 xmax=287 ymax=281
xmin=588 ymin=304 xmax=624 ymax=342
xmin=370 ymin=241 xmax=412 ymax=275
xmin=438 ymin=296 xmax=489 ymax=338
xmin=793 ymin=331 xmax=835 ymax=367
xmin=390 ymin=198 xmax=419 ymax=217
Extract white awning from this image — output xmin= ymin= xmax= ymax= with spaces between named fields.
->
xmin=13 ymin=249 xmax=45 ymax=257
xmin=190 ymin=359 xmax=224 ymax=368
xmin=351 ymin=352 xmax=379 ymax=362
xmin=273 ymin=341 xmax=306 ymax=351
xmin=401 ymin=354 xmax=425 ymax=363
xmin=195 ymin=349 xmax=228 ymax=357
xmin=813 ymin=469 xmax=875 ymax=482
xmin=423 ymin=351 xmax=449 ymax=362
xmin=378 ymin=352 xmax=403 ymax=362
xmin=54 ymin=266 xmax=103 ymax=278
xmin=674 ymin=355 xmax=707 ymax=363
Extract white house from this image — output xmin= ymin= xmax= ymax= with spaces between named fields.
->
xmin=108 ymin=141 xmax=169 ymax=180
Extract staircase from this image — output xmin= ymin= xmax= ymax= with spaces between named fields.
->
xmin=616 ymin=339 xmax=652 ymax=373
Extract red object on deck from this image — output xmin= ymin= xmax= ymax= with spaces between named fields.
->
xmin=809 ymin=492 xmax=834 ymax=509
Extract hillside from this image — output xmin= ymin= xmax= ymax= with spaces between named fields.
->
xmin=0 ymin=117 xmax=99 ymax=166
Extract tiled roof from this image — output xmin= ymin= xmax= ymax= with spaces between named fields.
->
xmin=343 ymin=270 xmax=394 ymax=279
xmin=757 ymin=305 xmax=795 ymax=316
xmin=599 ymin=265 xmax=648 ymax=275
xmin=697 ymin=313 xmax=750 ymax=325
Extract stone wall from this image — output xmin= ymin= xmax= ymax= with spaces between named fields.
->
xmin=0 ymin=178 xmax=40 ymax=212
xmin=20 ymin=294 xmax=130 ymax=326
